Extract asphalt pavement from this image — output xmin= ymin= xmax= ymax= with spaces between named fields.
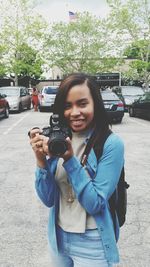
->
xmin=0 ymin=110 xmax=150 ymax=267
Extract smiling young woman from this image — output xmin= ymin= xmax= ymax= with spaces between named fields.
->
xmin=63 ymin=83 xmax=94 ymax=132
xmin=29 ymin=73 xmax=124 ymax=267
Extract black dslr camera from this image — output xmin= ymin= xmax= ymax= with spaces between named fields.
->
xmin=41 ymin=114 xmax=71 ymax=156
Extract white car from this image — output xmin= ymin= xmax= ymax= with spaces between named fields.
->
xmin=39 ymin=86 xmax=59 ymax=112
xmin=0 ymin=86 xmax=31 ymax=112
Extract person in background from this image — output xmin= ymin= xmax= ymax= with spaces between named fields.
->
xmin=31 ymin=87 xmax=39 ymax=111
xmin=29 ymin=73 xmax=124 ymax=267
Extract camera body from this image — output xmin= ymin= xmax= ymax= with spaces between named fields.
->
xmin=41 ymin=114 xmax=71 ymax=156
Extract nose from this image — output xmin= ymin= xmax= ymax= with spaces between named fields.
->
xmin=70 ymin=106 xmax=80 ymax=116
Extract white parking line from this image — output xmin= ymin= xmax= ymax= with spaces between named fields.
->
xmin=3 ymin=113 xmax=30 ymax=135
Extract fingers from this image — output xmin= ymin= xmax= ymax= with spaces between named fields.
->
xmin=61 ymin=137 xmax=73 ymax=161
xmin=29 ymin=127 xmax=49 ymax=156
xmin=30 ymin=135 xmax=41 ymax=148
xmin=42 ymin=137 xmax=49 ymax=155
xmin=65 ymin=137 xmax=72 ymax=150
xmin=31 ymin=142 xmax=48 ymax=157
xmin=31 ymin=140 xmax=43 ymax=150
xmin=28 ymin=127 xmax=41 ymax=139
xmin=31 ymin=137 xmax=48 ymax=153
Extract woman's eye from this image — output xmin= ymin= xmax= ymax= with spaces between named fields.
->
xmin=64 ymin=103 xmax=71 ymax=110
xmin=80 ymin=102 xmax=87 ymax=107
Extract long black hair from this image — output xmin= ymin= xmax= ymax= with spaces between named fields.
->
xmin=53 ymin=72 xmax=111 ymax=164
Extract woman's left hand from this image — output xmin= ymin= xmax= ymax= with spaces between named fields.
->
xmin=61 ymin=137 xmax=74 ymax=162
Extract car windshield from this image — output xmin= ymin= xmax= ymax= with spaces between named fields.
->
xmin=101 ymin=91 xmax=120 ymax=100
xmin=43 ymin=87 xmax=58 ymax=94
xmin=0 ymin=87 xmax=20 ymax=96
xmin=122 ymin=87 xmax=144 ymax=96
xmin=139 ymin=93 xmax=150 ymax=101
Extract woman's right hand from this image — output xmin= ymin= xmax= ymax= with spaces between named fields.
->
xmin=29 ymin=128 xmax=49 ymax=168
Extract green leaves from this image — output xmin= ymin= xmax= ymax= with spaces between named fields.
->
xmin=0 ymin=0 xmax=149 ymax=87
xmin=44 ymin=12 xmax=119 ymax=75
xmin=0 ymin=0 xmax=47 ymax=84
xmin=107 ymin=0 xmax=150 ymax=87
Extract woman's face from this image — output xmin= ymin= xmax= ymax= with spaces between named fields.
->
xmin=64 ymin=83 xmax=94 ymax=132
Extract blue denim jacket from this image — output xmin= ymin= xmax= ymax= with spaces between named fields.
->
xmin=35 ymin=132 xmax=124 ymax=264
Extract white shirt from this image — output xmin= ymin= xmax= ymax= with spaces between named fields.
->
xmin=55 ymin=130 xmax=97 ymax=233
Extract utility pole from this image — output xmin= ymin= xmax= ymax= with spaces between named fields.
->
xmin=119 ymin=72 xmax=121 ymax=87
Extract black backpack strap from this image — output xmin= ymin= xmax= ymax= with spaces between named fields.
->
xmin=106 ymin=168 xmax=124 ymax=240
xmin=81 ymin=128 xmax=112 ymax=166
xmin=93 ymin=129 xmax=112 ymax=160
xmin=109 ymin=167 xmax=129 ymax=232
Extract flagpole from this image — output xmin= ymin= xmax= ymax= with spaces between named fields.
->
xmin=65 ymin=1 xmax=69 ymax=13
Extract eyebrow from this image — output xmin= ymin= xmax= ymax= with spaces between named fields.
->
xmin=66 ymin=98 xmax=88 ymax=104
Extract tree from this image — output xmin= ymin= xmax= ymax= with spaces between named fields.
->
xmin=124 ymin=40 xmax=150 ymax=60
xmin=0 ymin=45 xmax=7 ymax=77
xmin=123 ymin=40 xmax=150 ymax=86
xmin=7 ymin=43 xmax=44 ymax=79
xmin=0 ymin=0 xmax=48 ymax=85
xmin=107 ymin=0 xmax=150 ymax=88
xmin=44 ymin=12 xmax=122 ymax=75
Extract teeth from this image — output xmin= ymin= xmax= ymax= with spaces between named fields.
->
xmin=72 ymin=120 xmax=83 ymax=126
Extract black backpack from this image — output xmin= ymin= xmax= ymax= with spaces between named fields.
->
xmin=92 ymin=130 xmax=130 ymax=232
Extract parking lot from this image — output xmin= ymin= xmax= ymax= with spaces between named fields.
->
xmin=0 ymin=110 xmax=150 ymax=267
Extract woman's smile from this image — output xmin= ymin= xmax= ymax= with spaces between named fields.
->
xmin=71 ymin=119 xmax=84 ymax=126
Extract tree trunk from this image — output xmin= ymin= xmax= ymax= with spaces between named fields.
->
xmin=14 ymin=73 xmax=18 ymax=86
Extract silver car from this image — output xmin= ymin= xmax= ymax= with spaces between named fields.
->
xmin=39 ymin=86 xmax=59 ymax=112
xmin=0 ymin=86 xmax=31 ymax=112
xmin=113 ymin=86 xmax=144 ymax=111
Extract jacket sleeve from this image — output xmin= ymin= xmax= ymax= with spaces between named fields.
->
xmin=63 ymin=134 xmax=124 ymax=215
xmin=35 ymin=157 xmax=58 ymax=207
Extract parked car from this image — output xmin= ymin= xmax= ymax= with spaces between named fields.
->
xmin=129 ymin=92 xmax=150 ymax=120
xmin=0 ymin=93 xmax=9 ymax=119
xmin=0 ymin=86 xmax=31 ymax=112
xmin=101 ymin=90 xmax=124 ymax=123
xmin=112 ymin=86 xmax=144 ymax=111
xmin=28 ymin=87 xmax=33 ymax=95
xmin=38 ymin=86 xmax=59 ymax=112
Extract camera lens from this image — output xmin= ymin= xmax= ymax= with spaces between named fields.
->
xmin=48 ymin=139 xmax=67 ymax=156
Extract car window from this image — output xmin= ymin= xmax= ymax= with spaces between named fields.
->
xmin=20 ymin=88 xmax=24 ymax=96
xmin=140 ymin=93 xmax=150 ymax=101
xmin=101 ymin=91 xmax=120 ymax=100
xmin=43 ymin=87 xmax=58 ymax=94
xmin=23 ymin=88 xmax=27 ymax=95
xmin=0 ymin=87 xmax=20 ymax=96
xmin=24 ymin=88 xmax=27 ymax=94
xmin=145 ymin=93 xmax=150 ymax=100
xmin=121 ymin=87 xmax=144 ymax=96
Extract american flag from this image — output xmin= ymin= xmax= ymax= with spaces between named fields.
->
xmin=69 ymin=11 xmax=77 ymax=22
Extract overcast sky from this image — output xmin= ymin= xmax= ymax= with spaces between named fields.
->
xmin=34 ymin=0 xmax=110 ymax=22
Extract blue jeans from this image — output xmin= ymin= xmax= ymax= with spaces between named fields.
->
xmin=50 ymin=226 xmax=113 ymax=267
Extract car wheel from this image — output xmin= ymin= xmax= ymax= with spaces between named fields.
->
xmin=39 ymin=106 xmax=44 ymax=112
xmin=18 ymin=103 xmax=23 ymax=113
xmin=129 ymin=107 xmax=135 ymax=117
xmin=4 ymin=106 xmax=9 ymax=118
xmin=27 ymin=103 xmax=31 ymax=110
xmin=117 ymin=117 xmax=122 ymax=123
